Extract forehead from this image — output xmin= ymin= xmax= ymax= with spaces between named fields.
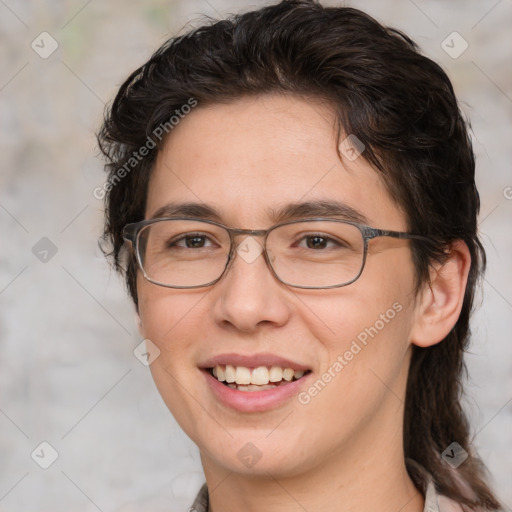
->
xmin=146 ymin=94 xmax=406 ymax=230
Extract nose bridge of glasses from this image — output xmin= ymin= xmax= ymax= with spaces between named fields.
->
xmin=228 ymin=227 xmax=269 ymax=256
xmin=229 ymin=227 xmax=268 ymax=237
xmin=225 ymin=226 xmax=275 ymax=273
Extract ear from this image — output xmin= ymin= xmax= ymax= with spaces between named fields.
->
xmin=410 ymin=240 xmax=471 ymax=348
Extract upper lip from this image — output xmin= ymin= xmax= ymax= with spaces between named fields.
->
xmin=199 ymin=353 xmax=310 ymax=371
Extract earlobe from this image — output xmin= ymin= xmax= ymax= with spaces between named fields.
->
xmin=410 ymin=240 xmax=471 ymax=348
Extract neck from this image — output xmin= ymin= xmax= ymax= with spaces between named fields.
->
xmin=201 ymin=416 xmax=424 ymax=512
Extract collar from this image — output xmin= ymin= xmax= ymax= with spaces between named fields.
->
xmin=406 ymin=458 xmax=441 ymax=512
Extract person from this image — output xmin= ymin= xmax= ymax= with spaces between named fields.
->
xmin=97 ymin=1 xmax=503 ymax=510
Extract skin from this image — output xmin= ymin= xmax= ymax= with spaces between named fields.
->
xmin=136 ymin=93 xmax=470 ymax=512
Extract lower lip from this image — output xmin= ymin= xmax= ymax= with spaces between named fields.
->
xmin=202 ymin=370 xmax=310 ymax=412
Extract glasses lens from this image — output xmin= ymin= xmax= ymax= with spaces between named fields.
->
xmin=137 ymin=220 xmax=230 ymax=287
xmin=268 ymin=221 xmax=365 ymax=287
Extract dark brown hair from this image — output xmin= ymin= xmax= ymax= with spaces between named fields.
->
xmin=97 ymin=1 xmax=501 ymax=508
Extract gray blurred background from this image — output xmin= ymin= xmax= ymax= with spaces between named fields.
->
xmin=0 ymin=1 xmax=511 ymax=510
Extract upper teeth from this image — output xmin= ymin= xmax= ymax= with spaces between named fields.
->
xmin=212 ymin=365 xmax=305 ymax=386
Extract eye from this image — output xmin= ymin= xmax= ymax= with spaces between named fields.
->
xmin=305 ymin=235 xmax=329 ymax=249
xmin=297 ymin=234 xmax=344 ymax=250
xmin=170 ymin=233 xmax=215 ymax=249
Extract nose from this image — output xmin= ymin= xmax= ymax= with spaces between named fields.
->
xmin=211 ymin=236 xmax=291 ymax=334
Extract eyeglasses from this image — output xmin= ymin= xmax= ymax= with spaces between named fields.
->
xmin=122 ymin=217 xmax=431 ymax=289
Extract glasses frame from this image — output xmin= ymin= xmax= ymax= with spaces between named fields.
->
xmin=123 ymin=217 xmax=432 ymax=290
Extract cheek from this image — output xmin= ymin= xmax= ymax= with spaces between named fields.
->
xmin=292 ymin=294 xmax=414 ymax=457
xmin=137 ymin=274 xmax=203 ymax=343
xmin=302 ymin=248 xmax=416 ymax=350
xmin=137 ymin=280 xmax=202 ymax=388
xmin=298 ymin=247 xmax=417 ymax=386
xmin=301 ymin=287 xmax=413 ymax=387
xmin=137 ymin=286 xmax=216 ymax=445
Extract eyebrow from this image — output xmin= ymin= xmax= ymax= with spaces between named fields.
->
xmin=269 ymin=200 xmax=368 ymax=224
xmin=149 ymin=200 xmax=369 ymax=225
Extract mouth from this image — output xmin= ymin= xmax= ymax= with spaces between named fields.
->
xmin=207 ymin=364 xmax=311 ymax=392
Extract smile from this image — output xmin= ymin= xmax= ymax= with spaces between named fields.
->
xmin=200 ymin=353 xmax=312 ymax=411
xmin=208 ymin=364 xmax=310 ymax=391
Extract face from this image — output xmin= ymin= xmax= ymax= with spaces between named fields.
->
xmin=137 ymin=94 xmax=422 ymax=479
